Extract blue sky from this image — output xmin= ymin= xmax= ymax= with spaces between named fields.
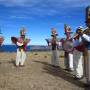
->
xmin=0 ymin=0 xmax=90 ymax=45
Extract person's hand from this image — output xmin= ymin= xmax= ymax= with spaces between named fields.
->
xmin=79 ymin=31 xmax=83 ymax=36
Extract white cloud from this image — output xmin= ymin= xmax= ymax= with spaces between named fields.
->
xmin=0 ymin=0 xmax=27 ymax=6
xmin=0 ymin=0 xmax=89 ymax=7
xmin=0 ymin=0 xmax=90 ymax=18
xmin=0 ymin=0 xmax=43 ymax=7
xmin=10 ymin=15 xmax=33 ymax=19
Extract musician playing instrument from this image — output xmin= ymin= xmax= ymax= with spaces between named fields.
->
xmin=63 ymin=24 xmax=74 ymax=71
xmin=73 ymin=26 xmax=84 ymax=80
xmin=11 ymin=28 xmax=30 ymax=67
xmin=79 ymin=27 xmax=90 ymax=86
xmin=50 ymin=28 xmax=60 ymax=67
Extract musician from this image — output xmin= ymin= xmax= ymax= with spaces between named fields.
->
xmin=79 ymin=27 xmax=90 ymax=85
xmin=73 ymin=26 xmax=84 ymax=79
xmin=16 ymin=28 xmax=30 ymax=67
xmin=51 ymin=28 xmax=60 ymax=67
xmin=64 ymin=25 xmax=74 ymax=71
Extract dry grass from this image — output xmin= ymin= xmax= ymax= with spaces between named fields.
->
xmin=0 ymin=51 xmax=88 ymax=90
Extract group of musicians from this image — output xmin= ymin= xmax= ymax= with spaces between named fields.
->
xmin=50 ymin=7 xmax=90 ymax=86
xmin=48 ymin=26 xmax=90 ymax=87
xmin=11 ymin=25 xmax=90 ymax=87
xmin=9 ymin=6 xmax=90 ymax=88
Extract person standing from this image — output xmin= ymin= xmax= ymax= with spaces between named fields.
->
xmin=13 ymin=28 xmax=30 ymax=67
xmin=63 ymin=24 xmax=74 ymax=71
xmin=51 ymin=28 xmax=60 ymax=67
xmin=73 ymin=26 xmax=84 ymax=79
xmin=81 ymin=6 xmax=90 ymax=86
xmin=80 ymin=27 xmax=90 ymax=86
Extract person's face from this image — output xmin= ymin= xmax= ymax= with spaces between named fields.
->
xmin=21 ymin=35 xmax=25 ymax=39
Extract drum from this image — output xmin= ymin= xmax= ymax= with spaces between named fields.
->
xmin=62 ymin=40 xmax=74 ymax=52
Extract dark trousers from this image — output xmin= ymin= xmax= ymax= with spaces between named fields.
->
xmin=83 ymin=49 xmax=90 ymax=84
xmin=64 ymin=52 xmax=69 ymax=69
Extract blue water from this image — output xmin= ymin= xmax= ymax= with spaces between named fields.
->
xmin=0 ymin=45 xmax=62 ymax=52
xmin=0 ymin=45 xmax=53 ymax=52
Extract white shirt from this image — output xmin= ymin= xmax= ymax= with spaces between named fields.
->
xmin=73 ymin=37 xmax=82 ymax=47
xmin=82 ymin=34 xmax=90 ymax=42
